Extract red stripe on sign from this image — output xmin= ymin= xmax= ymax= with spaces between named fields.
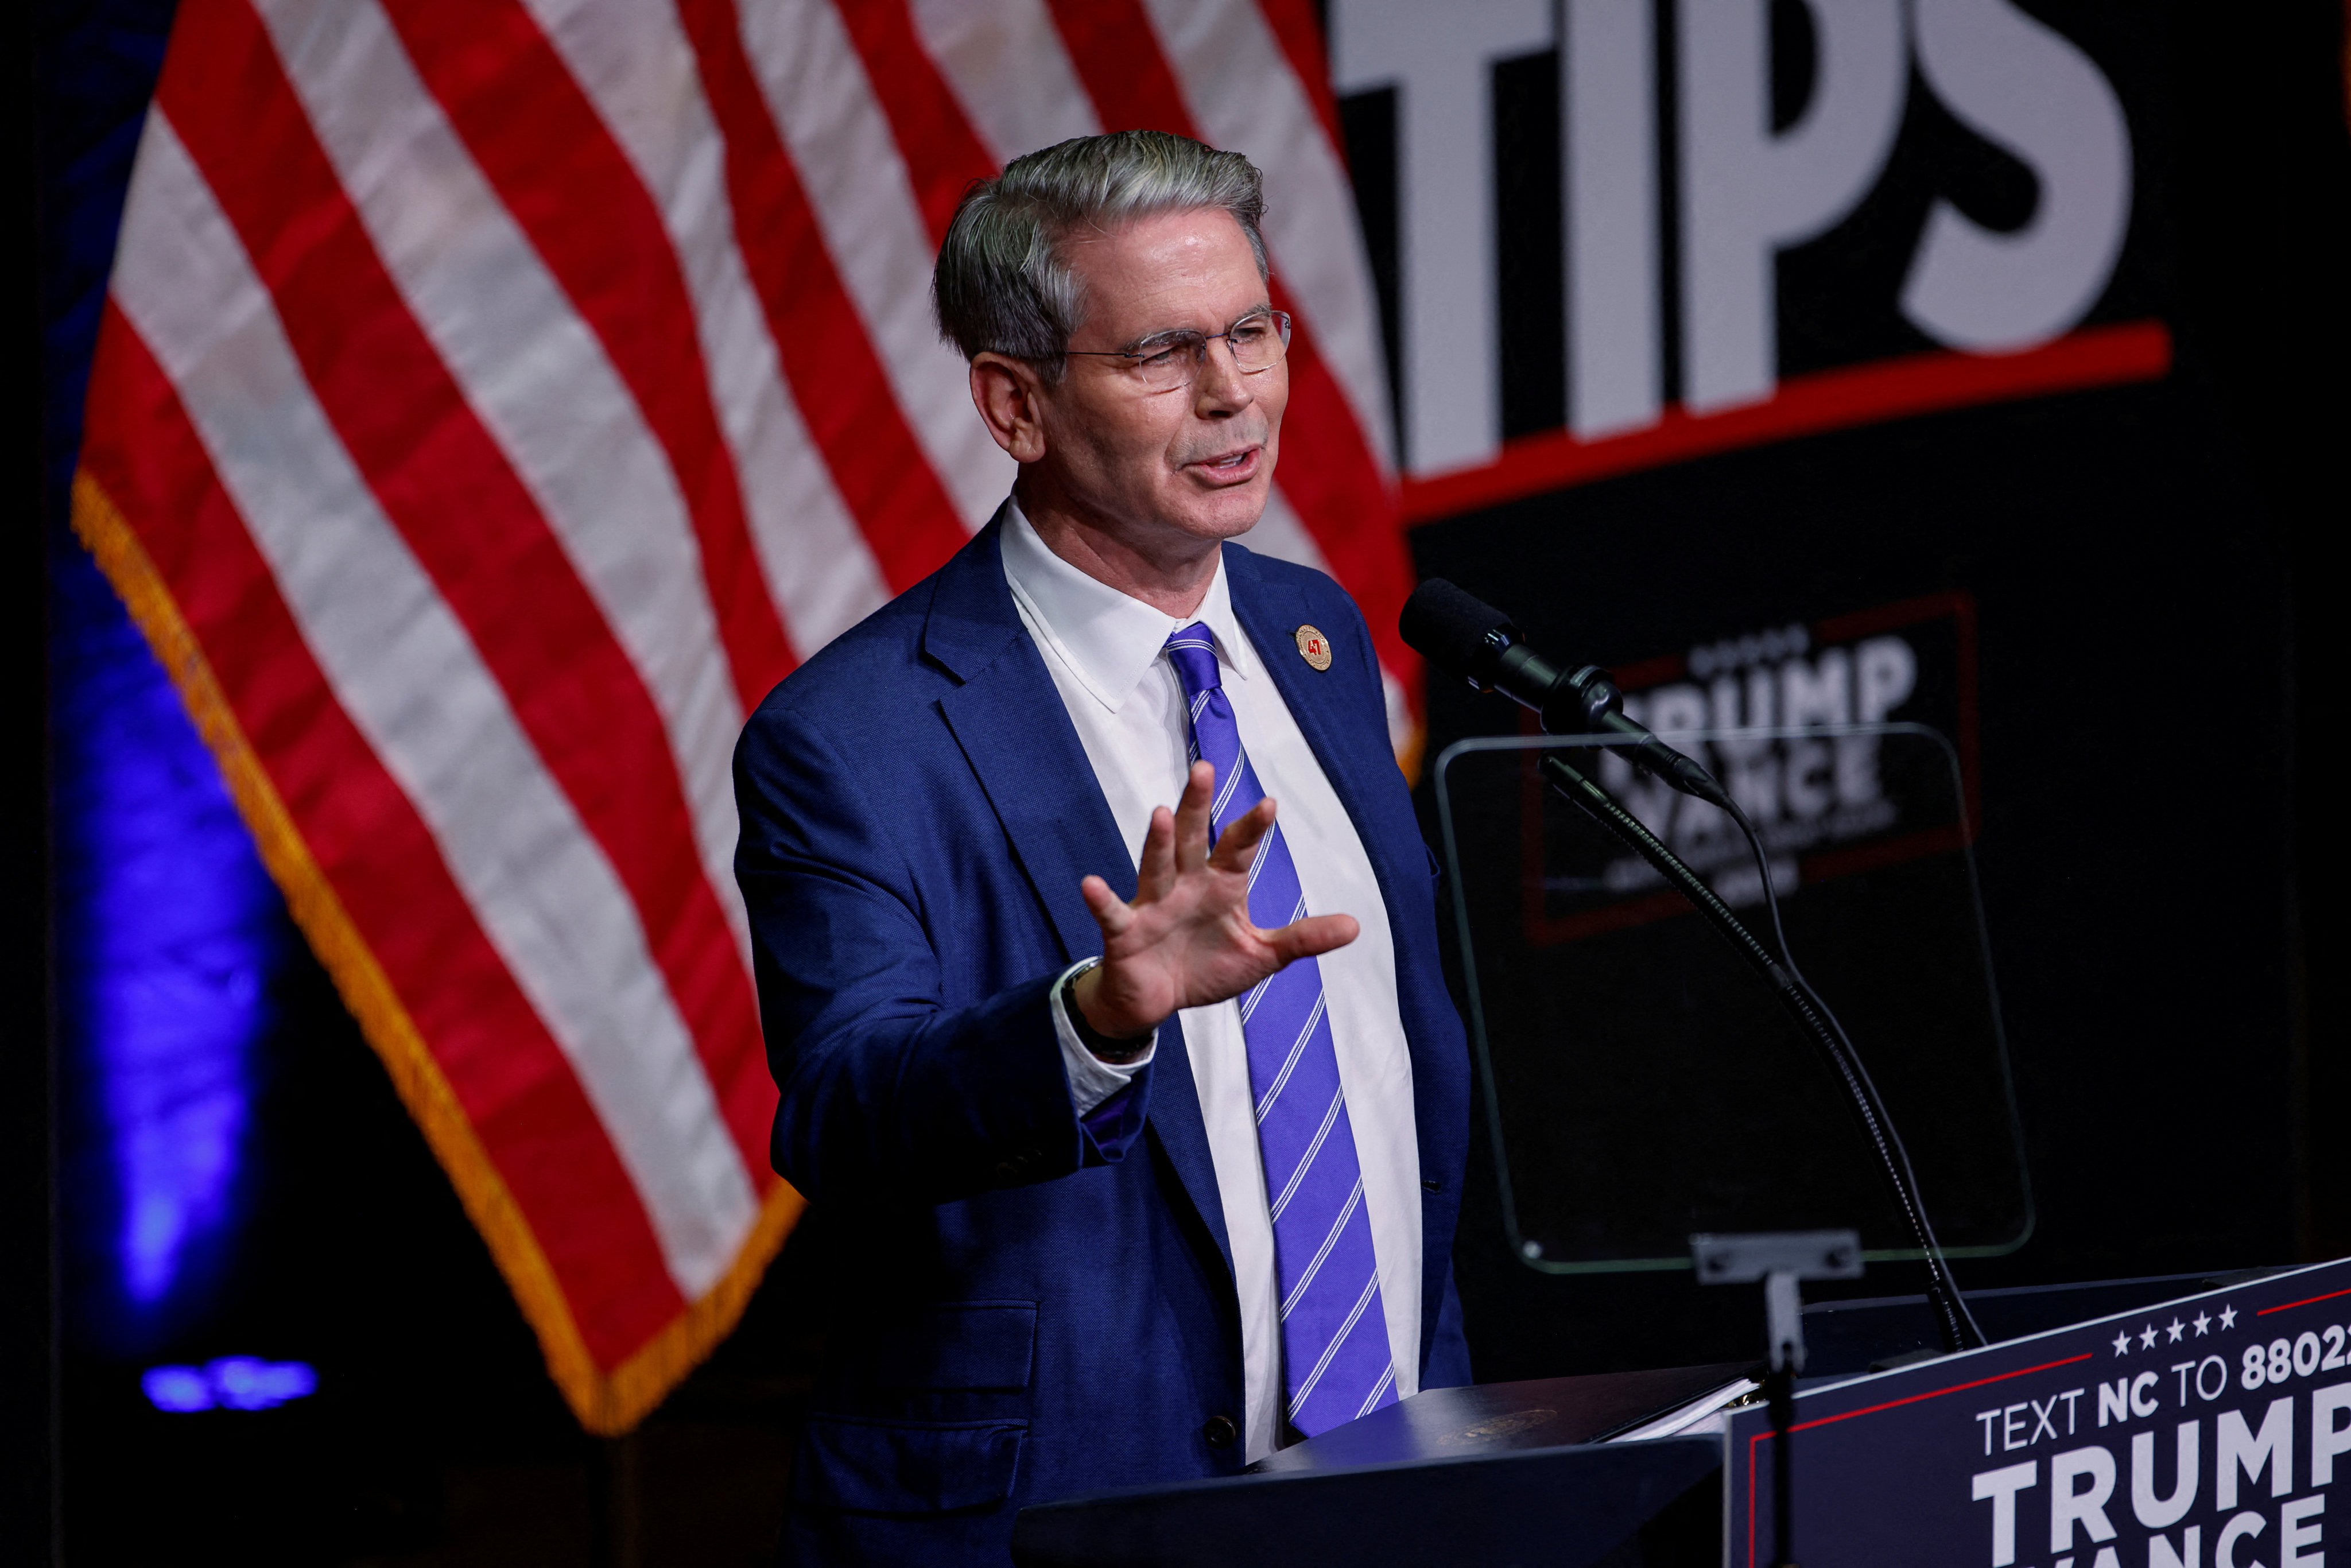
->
xmin=1403 ymin=321 xmax=2175 ymax=522
xmin=1048 ymin=0 xmax=1423 ymax=705
xmin=675 ymin=0 xmax=972 ymax=592
xmin=159 ymin=4 xmax=777 ymax=1181
xmin=2257 ymin=1284 xmax=2351 ymax=1315
xmin=382 ymin=0 xmax=800 ymax=712
xmin=83 ymin=304 xmax=686 ymax=1367
xmin=835 ymin=0 xmax=999 ymax=246
xmin=1742 ymin=1352 xmax=2097 ymax=1568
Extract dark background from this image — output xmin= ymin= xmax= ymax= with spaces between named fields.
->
xmin=11 ymin=1 xmax=2349 ymax=1562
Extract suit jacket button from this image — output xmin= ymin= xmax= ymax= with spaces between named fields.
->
xmin=1202 ymin=1415 xmax=1238 ymax=1449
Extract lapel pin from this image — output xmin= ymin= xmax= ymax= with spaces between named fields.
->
xmin=1294 ymin=624 xmax=1333 ymax=672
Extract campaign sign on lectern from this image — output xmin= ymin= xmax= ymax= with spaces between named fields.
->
xmin=1725 ymin=1259 xmax=2351 ymax=1567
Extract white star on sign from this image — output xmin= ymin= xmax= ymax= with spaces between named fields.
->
xmin=2195 ymin=1313 xmax=2212 ymax=1336
xmin=2115 ymin=1332 xmax=2132 ymax=1356
xmin=2141 ymin=1325 xmax=2159 ymax=1350
xmin=2167 ymin=1319 xmax=2185 ymax=1342
xmin=2221 ymin=1306 xmax=2239 ymax=1330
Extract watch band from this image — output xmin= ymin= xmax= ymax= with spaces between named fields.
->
xmin=1059 ymin=960 xmax=1152 ymax=1064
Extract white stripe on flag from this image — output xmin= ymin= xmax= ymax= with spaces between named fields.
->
xmin=256 ymin=0 xmax=756 ymax=969
xmin=1144 ymin=0 xmax=1399 ymax=473
xmin=115 ymin=114 xmax=757 ymax=1297
xmin=734 ymin=0 xmax=1015 ymax=531
xmin=907 ymin=0 xmax=1101 ymax=164
xmin=1246 ymin=486 xmax=1334 ymax=573
xmin=523 ymin=0 xmax=891 ymax=656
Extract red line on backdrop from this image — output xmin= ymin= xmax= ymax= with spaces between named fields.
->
xmin=835 ymin=0 xmax=999 ymax=247
xmin=383 ymin=0 xmax=800 ymax=712
xmin=676 ymin=0 xmax=974 ymax=593
xmin=83 ymin=306 xmax=688 ymax=1368
xmin=161 ymin=4 xmax=777 ymax=1179
xmin=1611 ymin=651 xmax=1687 ymax=689
xmin=1744 ymin=1352 xmax=2096 ymax=1568
xmin=1405 ymin=321 xmax=2173 ymax=524
xmin=1046 ymin=0 xmax=1425 ymax=706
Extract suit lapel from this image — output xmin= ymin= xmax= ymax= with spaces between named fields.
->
xmin=937 ymin=663 xmax=1126 ymax=967
xmin=926 ymin=516 xmax=1235 ymax=1280
xmin=1225 ymin=548 xmax=1410 ymax=903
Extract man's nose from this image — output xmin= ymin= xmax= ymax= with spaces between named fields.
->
xmin=1192 ymin=337 xmax=1252 ymax=415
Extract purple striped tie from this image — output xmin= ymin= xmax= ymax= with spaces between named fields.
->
xmin=1164 ymin=624 xmax=1397 ymax=1438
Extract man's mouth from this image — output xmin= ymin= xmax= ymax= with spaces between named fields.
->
xmin=1190 ymin=444 xmax=1261 ymax=482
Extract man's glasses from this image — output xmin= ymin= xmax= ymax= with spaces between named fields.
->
xmin=1059 ymin=309 xmax=1291 ymax=394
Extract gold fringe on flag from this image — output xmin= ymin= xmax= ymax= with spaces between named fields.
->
xmin=72 ymin=469 xmax=805 ymax=1436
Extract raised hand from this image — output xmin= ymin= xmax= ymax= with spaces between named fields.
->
xmin=1070 ymin=759 xmax=1358 ymax=1044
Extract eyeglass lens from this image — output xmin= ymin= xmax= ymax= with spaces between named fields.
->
xmin=1128 ymin=312 xmax=1290 ymax=389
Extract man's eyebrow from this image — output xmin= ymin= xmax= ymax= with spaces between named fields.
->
xmin=1117 ymin=326 xmax=1202 ymax=355
xmin=1115 ymin=306 xmax=1276 ymax=356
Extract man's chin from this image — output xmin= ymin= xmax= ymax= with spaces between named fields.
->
xmin=1164 ymin=478 xmax=1272 ymax=543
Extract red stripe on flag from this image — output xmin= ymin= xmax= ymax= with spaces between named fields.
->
xmin=674 ymin=0 xmax=973 ymax=592
xmin=83 ymin=304 xmax=687 ymax=1368
xmin=158 ymin=3 xmax=777 ymax=1179
xmin=1262 ymin=333 xmax=1420 ymax=694
xmin=382 ymin=0 xmax=800 ymax=711
xmin=1254 ymin=0 xmax=1347 ymax=157
xmin=835 ymin=0 xmax=999 ymax=246
xmin=1045 ymin=0 xmax=1423 ymax=705
xmin=1042 ymin=0 xmax=1194 ymax=132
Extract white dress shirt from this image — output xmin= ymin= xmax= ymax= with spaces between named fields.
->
xmin=1000 ymin=501 xmax=1423 ymax=1462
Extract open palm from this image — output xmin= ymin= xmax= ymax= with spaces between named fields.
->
xmin=1071 ymin=760 xmax=1357 ymax=1042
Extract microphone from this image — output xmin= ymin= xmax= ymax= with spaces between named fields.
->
xmin=1399 ymin=579 xmax=1729 ymax=809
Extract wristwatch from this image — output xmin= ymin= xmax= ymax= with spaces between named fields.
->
xmin=1058 ymin=959 xmax=1153 ymax=1064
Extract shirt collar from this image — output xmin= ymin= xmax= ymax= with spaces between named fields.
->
xmin=1000 ymin=498 xmax=1256 ymax=714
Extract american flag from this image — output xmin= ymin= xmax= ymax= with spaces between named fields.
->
xmin=74 ymin=0 xmax=1411 ymax=1433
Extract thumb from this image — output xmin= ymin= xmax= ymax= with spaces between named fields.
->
xmin=1263 ymin=911 xmax=1359 ymax=965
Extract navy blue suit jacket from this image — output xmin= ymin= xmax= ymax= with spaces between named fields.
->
xmin=733 ymin=518 xmax=1472 ymax=1564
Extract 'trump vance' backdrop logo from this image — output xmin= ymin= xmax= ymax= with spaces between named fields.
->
xmin=1520 ymin=593 xmax=1976 ymax=946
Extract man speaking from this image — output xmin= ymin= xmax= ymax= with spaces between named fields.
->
xmin=734 ymin=130 xmax=1471 ymax=1564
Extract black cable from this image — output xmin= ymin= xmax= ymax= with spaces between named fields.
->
xmin=1538 ymin=753 xmax=1984 ymax=1353
xmin=1721 ymin=795 xmax=1987 ymax=1351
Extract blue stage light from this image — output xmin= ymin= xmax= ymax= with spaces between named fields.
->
xmin=140 ymin=1365 xmax=213 ymax=1412
xmin=140 ymin=1358 xmax=319 ymax=1413
xmin=53 ymin=545 xmax=285 ymax=1348
xmin=45 ymin=0 xmax=286 ymax=1357
xmin=209 ymin=1356 xmax=318 ymax=1410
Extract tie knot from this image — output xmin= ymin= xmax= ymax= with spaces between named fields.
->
xmin=1163 ymin=623 xmax=1221 ymax=700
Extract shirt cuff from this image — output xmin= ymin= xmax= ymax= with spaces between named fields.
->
xmin=1052 ymin=959 xmax=1157 ymax=1116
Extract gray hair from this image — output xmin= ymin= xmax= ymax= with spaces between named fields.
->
xmin=933 ymin=130 xmax=1268 ymax=379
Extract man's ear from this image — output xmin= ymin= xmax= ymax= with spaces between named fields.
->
xmin=970 ymin=352 xmax=1051 ymax=464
